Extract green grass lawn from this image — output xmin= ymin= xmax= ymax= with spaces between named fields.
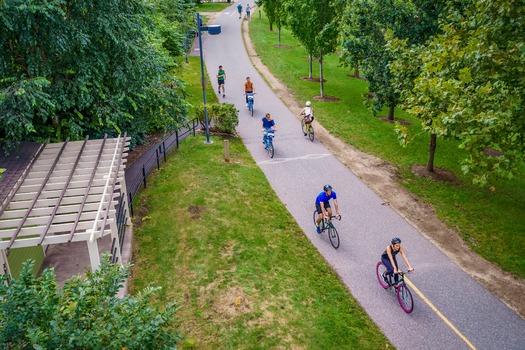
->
xmin=197 ymin=2 xmax=231 ymax=12
xmin=129 ymin=135 xmax=390 ymax=349
xmin=249 ymin=12 xmax=525 ymax=278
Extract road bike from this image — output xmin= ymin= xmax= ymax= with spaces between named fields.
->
xmin=301 ymin=116 xmax=315 ymax=142
xmin=263 ymin=129 xmax=275 ymax=158
xmin=376 ymin=262 xmax=414 ymax=313
xmin=246 ymin=93 xmax=255 ymax=116
xmin=312 ymin=212 xmax=341 ymax=249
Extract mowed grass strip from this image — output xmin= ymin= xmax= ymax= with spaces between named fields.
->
xmin=249 ymin=11 xmax=525 ymax=278
xmin=129 ymin=135 xmax=390 ymax=349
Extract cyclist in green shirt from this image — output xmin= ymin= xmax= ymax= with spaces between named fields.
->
xmin=217 ymin=65 xmax=226 ymax=98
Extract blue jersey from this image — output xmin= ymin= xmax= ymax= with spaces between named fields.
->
xmin=315 ymin=191 xmax=337 ymax=205
xmin=262 ymin=118 xmax=275 ymax=129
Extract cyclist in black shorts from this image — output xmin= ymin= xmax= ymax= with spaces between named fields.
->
xmin=315 ymin=184 xmax=339 ymax=233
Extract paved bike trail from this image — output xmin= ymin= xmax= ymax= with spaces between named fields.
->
xmin=196 ymin=5 xmax=524 ymax=349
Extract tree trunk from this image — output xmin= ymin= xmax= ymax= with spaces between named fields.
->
xmin=319 ymin=49 xmax=324 ymax=97
xmin=269 ymin=21 xmax=273 ymax=31
xmin=354 ymin=66 xmax=359 ymax=78
xmin=387 ymin=105 xmax=395 ymax=121
xmin=278 ymin=28 xmax=281 ymax=47
xmin=308 ymin=54 xmax=313 ymax=79
xmin=427 ymin=133 xmax=437 ymax=172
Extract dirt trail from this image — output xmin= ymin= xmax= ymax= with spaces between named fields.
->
xmin=240 ymin=10 xmax=525 ymax=319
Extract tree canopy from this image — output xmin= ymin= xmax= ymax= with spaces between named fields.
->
xmin=0 ymin=0 xmax=189 ymax=151
xmin=392 ymin=0 xmax=525 ymax=184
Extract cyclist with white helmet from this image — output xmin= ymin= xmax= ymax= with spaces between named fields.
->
xmin=315 ymin=184 xmax=339 ymax=233
xmin=300 ymin=101 xmax=314 ymax=136
xmin=381 ymin=237 xmax=414 ymax=288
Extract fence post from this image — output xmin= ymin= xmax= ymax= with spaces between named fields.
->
xmin=193 ymin=119 xmax=197 ymax=136
xmin=142 ymin=166 xmax=147 ymax=189
xmin=224 ymin=140 xmax=230 ymax=162
xmin=156 ymin=148 xmax=160 ymax=169
xmin=129 ymin=192 xmax=134 ymax=217
xmin=176 ymin=130 xmax=179 ymax=149
xmin=163 ymin=140 xmax=167 ymax=162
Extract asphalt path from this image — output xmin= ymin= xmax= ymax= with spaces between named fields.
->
xmin=194 ymin=4 xmax=525 ymax=349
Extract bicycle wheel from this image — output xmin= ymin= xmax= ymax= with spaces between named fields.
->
xmin=376 ymin=262 xmax=389 ymax=289
xmin=267 ymin=142 xmax=274 ymax=158
xmin=301 ymin=119 xmax=306 ymax=135
xmin=250 ymin=105 xmax=254 ymax=116
xmin=308 ymin=125 xmax=315 ymax=142
xmin=313 ymin=210 xmax=319 ymax=226
xmin=397 ymin=284 xmax=414 ymax=313
xmin=328 ymin=226 xmax=340 ymax=249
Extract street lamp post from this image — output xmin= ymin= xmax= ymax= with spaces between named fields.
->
xmin=197 ymin=13 xmax=221 ymax=144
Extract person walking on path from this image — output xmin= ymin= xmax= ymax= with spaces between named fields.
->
xmin=237 ymin=2 xmax=243 ymax=19
xmin=217 ymin=65 xmax=226 ymax=98
xmin=315 ymin=185 xmax=339 ymax=233
xmin=246 ymin=4 xmax=251 ymax=19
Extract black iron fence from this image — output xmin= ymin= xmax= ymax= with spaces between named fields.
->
xmin=127 ymin=118 xmax=199 ymax=217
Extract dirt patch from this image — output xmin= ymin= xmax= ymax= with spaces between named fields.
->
xmin=126 ymin=131 xmax=165 ymax=168
xmin=242 ymin=17 xmax=525 ymax=318
xmin=312 ymin=95 xmax=341 ymax=102
xmin=484 ymin=148 xmax=503 ymax=157
xmin=411 ymin=165 xmax=460 ymax=185
xmin=301 ymin=77 xmax=326 ymax=83
xmin=378 ymin=116 xmax=413 ymax=126
xmin=188 ymin=205 xmax=204 ymax=220
xmin=366 ymin=93 xmax=375 ymax=99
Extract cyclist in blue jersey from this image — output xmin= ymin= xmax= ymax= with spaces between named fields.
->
xmin=315 ymin=184 xmax=339 ymax=233
xmin=261 ymin=113 xmax=276 ymax=144
xmin=381 ymin=237 xmax=414 ymax=287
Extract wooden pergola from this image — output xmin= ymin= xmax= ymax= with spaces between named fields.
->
xmin=0 ymin=135 xmax=130 ymax=277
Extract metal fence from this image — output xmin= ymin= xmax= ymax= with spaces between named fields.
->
xmin=127 ymin=118 xmax=199 ymax=217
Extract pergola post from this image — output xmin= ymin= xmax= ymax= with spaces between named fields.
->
xmin=0 ymin=249 xmax=11 ymax=278
xmin=87 ymin=238 xmax=101 ymax=271
xmin=110 ymin=218 xmax=123 ymax=266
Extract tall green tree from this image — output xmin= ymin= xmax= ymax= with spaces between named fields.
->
xmin=0 ymin=0 xmax=187 ymax=151
xmin=0 ymin=257 xmax=178 ymax=348
xmin=393 ymin=0 xmax=525 ymax=184
xmin=262 ymin=0 xmax=287 ymax=46
xmin=341 ymin=0 xmax=445 ymax=119
xmin=285 ymin=0 xmax=341 ymax=97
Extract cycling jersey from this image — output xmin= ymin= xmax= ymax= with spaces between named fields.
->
xmin=315 ymin=191 xmax=337 ymax=205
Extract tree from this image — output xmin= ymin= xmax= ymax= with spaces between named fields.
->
xmin=393 ymin=0 xmax=525 ymax=184
xmin=0 ymin=0 xmax=188 ymax=151
xmin=0 ymin=257 xmax=179 ymax=348
xmin=285 ymin=0 xmax=341 ymax=97
xmin=262 ymin=0 xmax=287 ymax=46
xmin=341 ymin=0 xmax=444 ymax=119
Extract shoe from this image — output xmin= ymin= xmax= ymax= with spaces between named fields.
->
xmin=303 ymin=133 xmax=307 ymax=136
xmin=246 ymin=103 xmax=248 ymax=107
xmin=382 ymin=273 xmax=388 ymax=284
xmin=316 ymin=226 xmax=321 ymax=234
xmin=223 ymin=94 xmax=225 ymax=98
xmin=218 ymin=90 xmax=220 ymax=94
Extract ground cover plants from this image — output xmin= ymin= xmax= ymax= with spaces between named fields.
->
xmin=129 ymin=136 xmax=390 ymax=349
xmin=248 ymin=11 xmax=525 ymax=278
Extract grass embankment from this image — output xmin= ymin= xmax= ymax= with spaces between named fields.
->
xmin=197 ymin=2 xmax=231 ymax=12
xmin=249 ymin=11 xmax=525 ymax=278
xmin=130 ymin=136 xmax=389 ymax=349
xmin=130 ymin=59 xmax=390 ymax=348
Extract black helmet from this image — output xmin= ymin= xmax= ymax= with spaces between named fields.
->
xmin=391 ymin=237 xmax=401 ymax=245
xmin=323 ymin=184 xmax=332 ymax=191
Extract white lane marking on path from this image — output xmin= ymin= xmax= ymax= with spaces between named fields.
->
xmin=405 ymin=277 xmax=477 ymax=350
xmin=257 ymin=153 xmax=332 ymax=165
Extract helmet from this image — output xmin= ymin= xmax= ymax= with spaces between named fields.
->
xmin=391 ymin=237 xmax=401 ymax=245
xmin=306 ymin=101 xmax=311 ymax=107
xmin=323 ymin=184 xmax=332 ymax=191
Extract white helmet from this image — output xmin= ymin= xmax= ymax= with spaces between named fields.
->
xmin=305 ymin=101 xmax=311 ymax=107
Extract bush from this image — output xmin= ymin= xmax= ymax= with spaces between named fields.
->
xmin=0 ymin=256 xmax=179 ymax=349
xmin=196 ymin=102 xmax=239 ymax=134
